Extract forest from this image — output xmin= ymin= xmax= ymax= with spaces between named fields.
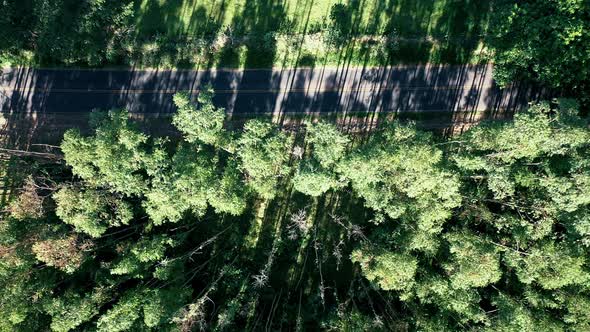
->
xmin=1 ymin=93 xmax=589 ymax=331
xmin=1 ymin=0 xmax=590 ymax=331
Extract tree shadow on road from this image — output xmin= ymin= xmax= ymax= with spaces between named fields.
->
xmin=0 ymin=0 xmax=552 ymax=153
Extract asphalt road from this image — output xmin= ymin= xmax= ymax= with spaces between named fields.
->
xmin=0 ymin=64 xmax=545 ymax=116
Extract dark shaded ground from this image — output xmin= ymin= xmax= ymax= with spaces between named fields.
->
xmin=0 ymin=64 xmax=548 ymax=149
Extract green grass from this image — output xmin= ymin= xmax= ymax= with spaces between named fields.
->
xmin=135 ymin=0 xmax=489 ymax=39
xmin=1 ymin=0 xmax=493 ymax=69
xmin=130 ymin=0 xmax=493 ymax=68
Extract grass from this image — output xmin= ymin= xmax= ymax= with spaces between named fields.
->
xmin=126 ymin=0 xmax=493 ymax=68
xmin=135 ymin=0 xmax=490 ymax=39
xmin=135 ymin=0 xmax=491 ymax=68
xmin=1 ymin=0 xmax=492 ymax=69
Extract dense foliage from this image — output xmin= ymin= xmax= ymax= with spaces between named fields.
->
xmin=0 ymin=0 xmax=134 ymax=66
xmin=490 ymin=0 xmax=590 ymax=100
xmin=1 ymin=94 xmax=589 ymax=331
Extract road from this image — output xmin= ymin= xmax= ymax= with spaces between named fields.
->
xmin=0 ymin=64 xmax=551 ymax=149
xmin=0 ymin=64 xmax=544 ymax=116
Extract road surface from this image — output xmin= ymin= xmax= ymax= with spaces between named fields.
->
xmin=0 ymin=65 xmax=544 ymax=116
xmin=0 ymin=64 xmax=551 ymax=149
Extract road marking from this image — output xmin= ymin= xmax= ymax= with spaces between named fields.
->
xmin=0 ymin=85 xmax=487 ymax=94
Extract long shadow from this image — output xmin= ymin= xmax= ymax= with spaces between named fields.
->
xmin=0 ymin=67 xmax=195 ymax=149
xmin=0 ymin=61 xmax=556 ymax=152
xmin=133 ymin=0 xmax=228 ymax=68
xmin=265 ymin=0 xmax=495 ymax=134
xmin=0 ymin=0 xmax=552 ymax=148
xmin=432 ymin=0 xmax=492 ymax=63
xmin=4 ymin=0 xmax=498 ymax=69
xmin=216 ymin=0 xmax=287 ymax=120
xmin=6 ymin=0 xmax=231 ymax=69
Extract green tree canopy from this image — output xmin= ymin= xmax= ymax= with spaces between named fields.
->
xmin=293 ymin=122 xmax=349 ymax=196
xmin=1 ymin=97 xmax=589 ymax=331
xmin=490 ymin=0 xmax=590 ymax=96
xmin=236 ymin=120 xmax=293 ymax=199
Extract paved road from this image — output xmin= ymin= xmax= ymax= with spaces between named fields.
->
xmin=0 ymin=65 xmax=545 ymax=116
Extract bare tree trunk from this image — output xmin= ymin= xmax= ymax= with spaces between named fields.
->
xmin=0 ymin=148 xmax=62 ymax=160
